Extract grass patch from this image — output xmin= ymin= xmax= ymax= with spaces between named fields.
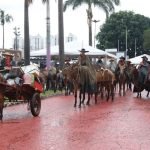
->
xmin=41 ymin=90 xmax=64 ymax=98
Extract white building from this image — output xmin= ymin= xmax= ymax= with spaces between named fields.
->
xmin=13 ymin=33 xmax=77 ymax=57
xmin=30 ymin=34 xmax=44 ymax=50
xmin=13 ymin=36 xmax=24 ymax=50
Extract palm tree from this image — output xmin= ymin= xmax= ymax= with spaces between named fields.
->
xmin=64 ymin=0 xmax=120 ymax=46
xmin=58 ymin=0 xmax=65 ymax=69
xmin=0 ymin=10 xmax=13 ymax=50
xmin=42 ymin=0 xmax=51 ymax=69
xmin=24 ymin=0 xmax=33 ymax=65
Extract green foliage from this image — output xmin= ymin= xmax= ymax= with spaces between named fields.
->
xmin=0 ymin=10 xmax=13 ymax=25
xmin=143 ymin=29 xmax=150 ymax=52
xmin=96 ymin=11 xmax=150 ymax=58
xmin=41 ymin=90 xmax=63 ymax=98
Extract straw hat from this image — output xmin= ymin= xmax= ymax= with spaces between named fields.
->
xmin=79 ymin=48 xmax=89 ymax=53
xmin=2 ymin=52 xmax=14 ymax=57
xmin=109 ymin=58 xmax=114 ymax=62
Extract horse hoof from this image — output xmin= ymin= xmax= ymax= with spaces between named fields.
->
xmin=86 ymin=102 xmax=90 ymax=106
xmin=78 ymin=105 xmax=81 ymax=108
xmin=74 ymin=104 xmax=76 ymax=107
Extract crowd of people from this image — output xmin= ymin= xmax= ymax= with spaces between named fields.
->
xmin=63 ymin=49 xmax=150 ymax=88
xmin=0 ymin=52 xmax=22 ymax=71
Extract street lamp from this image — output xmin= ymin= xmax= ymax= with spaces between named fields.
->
xmin=125 ymin=26 xmax=128 ymax=59
xmin=13 ymin=27 xmax=20 ymax=50
xmin=92 ymin=19 xmax=100 ymax=48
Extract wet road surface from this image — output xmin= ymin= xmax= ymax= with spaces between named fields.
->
xmin=0 ymin=90 xmax=150 ymax=150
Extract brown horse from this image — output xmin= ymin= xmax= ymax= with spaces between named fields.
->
xmin=0 ymin=73 xmax=7 ymax=121
xmin=96 ymin=68 xmax=115 ymax=101
xmin=39 ymin=67 xmax=57 ymax=92
xmin=62 ymin=64 xmax=97 ymax=107
xmin=115 ymin=65 xmax=127 ymax=96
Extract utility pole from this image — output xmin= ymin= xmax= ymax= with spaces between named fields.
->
xmin=13 ymin=27 xmax=20 ymax=50
xmin=135 ymin=38 xmax=136 ymax=57
xmin=125 ymin=26 xmax=128 ymax=60
xmin=46 ymin=0 xmax=51 ymax=69
xmin=92 ymin=19 xmax=100 ymax=48
xmin=118 ymin=39 xmax=119 ymax=51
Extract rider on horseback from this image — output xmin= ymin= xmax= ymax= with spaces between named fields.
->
xmin=108 ymin=58 xmax=117 ymax=73
xmin=77 ymin=48 xmax=96 ymax=92
xmin=138 ymin=56 xmax=149 ymax=84
xmin=115 ymin=56 xmax=127 ymax=78
xmin=78 ymin=48 xmax=91 ymax=66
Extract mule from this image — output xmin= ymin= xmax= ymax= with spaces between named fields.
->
xmin=115 ymin=65 xmax=127 ymax=96
xmin=131 ymin=67 xmax=150 ymax=98
xmin=62 ymin=64 xmax=97 ymax=107
xmin=39 ymin=67 xmax=57 ymax=92
xmin=96 ymin=69 xmax=115 ymax=101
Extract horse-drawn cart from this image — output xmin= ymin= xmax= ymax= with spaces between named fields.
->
xmin=0 ymin=65 xmax=43 ymax=121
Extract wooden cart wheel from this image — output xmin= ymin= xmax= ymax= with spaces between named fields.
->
xmin=30 ymin=93 xmax=41 ymax=117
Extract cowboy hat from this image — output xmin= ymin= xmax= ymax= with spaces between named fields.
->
xmin=141 ymin=56 xmax=148 ymax=60
xmin=79 ymin=48 xmax=89 ymax=53
xmin=65 ymin=57 xmax=71 ymax=62
xmin=120 ymin=56 xmax=125 ymax=60
xmin=109 ymin=58 xmax=114 ymax=61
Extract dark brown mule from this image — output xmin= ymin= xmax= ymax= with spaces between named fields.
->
xmin=0 ymin=73 xmax=7 ymax=121
xmin=115 ymin=66 xmax=127 ymax=96
xmin=39 ymin=67 xmax=57 ymax=92
xmin=131 ymin=66 xmax=150 ymax=98
xmin=62 ymin=64 xmax=97 ymax=107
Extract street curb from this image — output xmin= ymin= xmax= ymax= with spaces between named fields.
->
xmin=4 ymin=93 xmax=64 ymax=108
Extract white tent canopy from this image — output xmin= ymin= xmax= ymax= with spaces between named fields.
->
xmin=30 ymin=41 xmax=117 ymax=58
xmin=128 ymin=54 xmax=150 ymax=64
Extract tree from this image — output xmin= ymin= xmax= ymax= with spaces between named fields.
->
xmin=143 ymin=29 xmax=150 ymax=53
xmin=0 ymin=10 xmax=13 ymax=50
xmin=42 ymin=0 xmax=51 ymax=69
xmin=24 ymin=0 xmax=33 ymax=65
xmin=96 ymin=11 xmax=150 ymax=58
xmin=64 ymin=0 xmax=120 ymax=46
xmin=58 ymin=0 xmax=65 ymax=69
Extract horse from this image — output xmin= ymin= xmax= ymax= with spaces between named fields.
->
xmin=115 ymin=65 xmax=127 ymax=96
xmin=63 ymin=73 xmax=74 ymax=96
xmin=62 ymin=64 xmax=97 ymax=107
xmin=56 ymin=70 xmax=65 ymax=92
xmin=131 ymin=66 xmax=150 ymax=98
xmin=96 ymin=68 xmax=115 ymax=101
xmin=0 ymin=73 xmax=7 ymax=121
xmin=39 ymin=66 xmax=57 ymax=92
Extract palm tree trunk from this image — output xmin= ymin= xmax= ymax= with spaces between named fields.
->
xmin=88 ymin=5 xmax=93 ymax=46
xmin=86 ymin=3 xmax=93 ymax=46
xmin=24 ymin=0 xmax=30 ymax=65
xmin=2 ymin=24 xmax=4 ymax=50
xmin=58 ymin=0 xmax=64 ymax=69
xmin=46 ymin=0 xmax=51 ymax=69
xmin=89 ymin=20 xmax=92 ymax=46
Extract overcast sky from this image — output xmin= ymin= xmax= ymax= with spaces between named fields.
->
xmin=0 ymin=0 xmax=150 ymax=48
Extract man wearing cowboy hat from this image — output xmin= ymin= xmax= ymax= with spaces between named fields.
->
xmin=138 ymin=55 xmax=149 ymax=84
xmin=64 ymin=57 xmax=71 ymax=67
xmin=108 ymin=58 xmax=117 ymax=73
xmin=115 ymin=56 xmax=127 ymax=79
xmin=78 ymin=48 xmax=90 ymax=66
xmin=77 ymin=48 xmax=96 ymax=92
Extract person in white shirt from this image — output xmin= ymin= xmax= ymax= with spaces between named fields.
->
xmin=108 ymin=58 xmax=117 ymax=73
